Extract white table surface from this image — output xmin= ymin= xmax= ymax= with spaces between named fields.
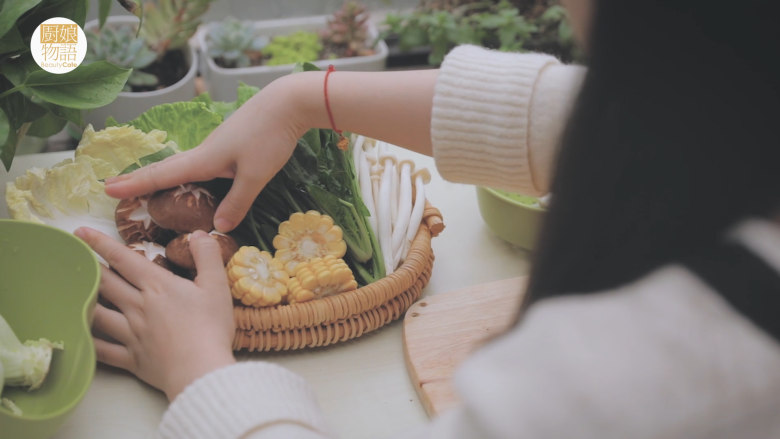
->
xmin=1 ymin=147 xmax=531 ymax=438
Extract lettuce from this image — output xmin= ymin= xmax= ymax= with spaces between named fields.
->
xmin=75 ymin=125 xmax=176 ymax=179
xmin=107 ymin=84 xmax=259 ymax=150
xmin=6 ymin=125 xmax=171 ymax=240
xmin=106 ymin=102 xmax=222 ymax=151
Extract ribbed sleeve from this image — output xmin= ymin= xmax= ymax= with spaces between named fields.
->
xmin=157 ymin=362 xmax=331 ymax=439
xmin=431 ymin=45 xmax=584 ymax=195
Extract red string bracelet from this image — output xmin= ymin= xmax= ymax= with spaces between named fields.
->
xmin=324 ymin=65 xmax=349 ymax=150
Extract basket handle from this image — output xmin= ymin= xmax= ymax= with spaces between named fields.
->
xmin=423 ymin=201 xmax=445 ymax=237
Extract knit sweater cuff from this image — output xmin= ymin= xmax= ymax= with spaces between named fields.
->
xmin=158 ymin=362 xmax=330 ymax=438
xmin=431 ymin=45 xmax=560 ymax=194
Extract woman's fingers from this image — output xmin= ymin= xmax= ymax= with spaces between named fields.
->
xmin=92 ymin=303 xmax=134 ymax=345
xmin=93 ymin=337 xmax=134 ymax=371
xmin=213 ymin=169 xmax=269 ymax=232
xmin=98 ymin=265 xmax=143 ymax=313
xmin=104 ymin=148 xmax=228 ymax=199
xmin=189 ymin=231 xmax=230 ymax=292
xmin=75 ymin=227 xmax=167 ymax=289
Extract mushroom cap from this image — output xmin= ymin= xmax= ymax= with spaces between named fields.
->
xmin=115 ymin=196 xmax=173 ymax=244
xmin=378 ymin=154 xmax=398 ymax=167
xmin=412 ymin=167 xmax=432 ymax=184
xmin=397 ymin=159 xmax=416 ymax=175
xmin=147 ymin=184 xmax=217 ymax=233
xmin=165 ymin=231 xmax=239 ymax=270
xmin=128 ymin=241 xmax=172 ymax=271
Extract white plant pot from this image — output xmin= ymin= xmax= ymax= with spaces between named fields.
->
xmin=196 ymin=15 xmax=388 ymax=102
xmin=83 ymin=16 xmax=199 ymax=129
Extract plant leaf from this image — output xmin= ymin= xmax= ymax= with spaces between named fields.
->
xmin=0 ymin=0 xmax=42 ymax=40
xmin=32 ymin=0 xmax=88 ymax=27
xmin=43 ymin=103 xmax=83 ymax=126
xmin=119 ymin=146 xmax=177 ymax=174
xmin=1 ymin=125 xmax=18 ymax=171
xmin=0 ymin=26 xmax=25 ymax=56
xmin=292 ymin=62 xmax=320 ymax=73
xmin=0 ymin=107 xmax=9 ymax=147
xmin=0 ymin=55 xmax=37 ymax=86
xmin=26 ymin=110 xmax=66 ymax=137
xmin=98 ymin=0 xmax=112 ymax=28
xmin=235 ymin=82 xmax=260 ymax=107
xmin=121 ymin=102 xmax=222 ymax=150
xmin=0 ymin=84 xmax=46 ymax=126
xmin=23 ymin=61 xmax=131 ymax=109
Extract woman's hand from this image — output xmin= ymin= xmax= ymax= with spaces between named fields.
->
xmin=103 ymin=75 xmax=310 ymax=232
xmin=76 ymin=227 xmax=236 ymax=401
xmin=101 ymin=70 xmax=437 ymax=233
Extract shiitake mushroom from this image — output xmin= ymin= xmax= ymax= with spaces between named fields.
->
xmin=165 ymin=231 xmax=239 ymax=271
xmin=115 ymin=196 xmax=173 ymax=245
xmin=127 ymin=241 xmax=173 ymax=271
xmin=147 ymin=184 xmax=217 ymax=233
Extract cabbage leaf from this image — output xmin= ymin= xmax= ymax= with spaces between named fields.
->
xmin=5 ymin=125 xmax=171 ymax=240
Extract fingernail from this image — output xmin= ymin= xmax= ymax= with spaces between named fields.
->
xmin=191 ymin=230 xmax=208 ymax=239
xmin=73 ymin=227 xmax=88 ymax=239
xmin=214 ymin=218 xmax=232 ymax=233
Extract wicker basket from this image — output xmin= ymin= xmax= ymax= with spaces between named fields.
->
xmin=232 ymin=203 xmax=444 ymax=351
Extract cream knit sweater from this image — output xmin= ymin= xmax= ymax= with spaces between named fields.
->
xmin=157 ymin=46 xmax=780 ymax=439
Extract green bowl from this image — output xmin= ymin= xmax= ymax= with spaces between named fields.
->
xmin=0 ymin=220 xmax=100 ymax=439
xmin=475 ymin=187 xmax=546 ymax=250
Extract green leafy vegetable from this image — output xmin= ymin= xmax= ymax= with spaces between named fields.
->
xmin=119 ymin=146 xmax=178 ymax=175
xmin=109 ymin=76 xmax=382 ymax=284
xmin=230 ymin=128 xmax=384 ymax=285
xmin=191 ymin=82 xmax=259 ymax=120
xmin=107 ymin=101 xmax=222 ymax=150
xmin=5 ymin=125 xmax=171 ymax=241
xmin=0 ymin=312 xmax=63 ymax=397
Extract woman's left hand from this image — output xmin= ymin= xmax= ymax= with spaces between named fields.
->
xmin=75 ymin=227 xmax=237 ymax=401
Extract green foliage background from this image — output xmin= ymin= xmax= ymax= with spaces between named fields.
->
xmin=0 ymin=0 xmax=129 ymax=170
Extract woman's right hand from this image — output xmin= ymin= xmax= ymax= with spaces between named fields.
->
xmin=104 ymin=69 xmax=437 ymax=232
xmin=103 ymin=74 xmax=312 ymax=232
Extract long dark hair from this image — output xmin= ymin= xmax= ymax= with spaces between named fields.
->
xmin=525 ymin=0 xmax=780 ymax=302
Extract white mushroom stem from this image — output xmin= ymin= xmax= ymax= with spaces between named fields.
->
xmin=358 ymin=142 xmax=378 ymax=238
xmin=390 ymin=160 xmax=399 ymax=225
xmin=402 ymin=168 xmax=431 ymax=261
xmin=377 ymin=155 xmax=395 ymax=275
xmin=379 ymin=153 xmax=398 ymax=231
xmin=352 ymin=135 xmax=365 ymax=181
xmin=368 ymin=156 xmax=383 ymax=211
xmin=391 ymin=160 xmax=414 ymax=269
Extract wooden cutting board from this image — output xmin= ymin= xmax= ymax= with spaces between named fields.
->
xmin=403 ymin=277 xmax=527 ymax=416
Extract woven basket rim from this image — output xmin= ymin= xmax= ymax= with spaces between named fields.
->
xmin=233 ymin=203 xmax=443 ymax=332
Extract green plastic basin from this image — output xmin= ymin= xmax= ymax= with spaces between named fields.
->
xmin=475 ymin=187 xmax=546 ymax=250
xmin=0 ymin=220 xmax=100 ymax=439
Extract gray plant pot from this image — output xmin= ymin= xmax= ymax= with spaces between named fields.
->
xmin=196 ymin=15 xmax=388 ymax=102
xmin=83 ymin=16 xmax=199 ymax=129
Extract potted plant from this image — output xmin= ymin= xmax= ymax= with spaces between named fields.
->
xmin=380 ymin=0 xmax=582 ymax=69
xmin=82 ymin=0 xmax=213 ymax=129
xmin=0 ymin=0 xmax=130 ymax=170
xmin=197 ymin=1 xmax=389 ymax=102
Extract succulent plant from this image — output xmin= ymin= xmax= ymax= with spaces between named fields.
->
xmin=120 ymin=0 xmax=215 ymax=57
xmin=321 ymin=1 xmax=376 ymax=58
xmin=206 ymin=17 xmax=269 ymax=68
xmin=85 ymin=25 xmax=158 ymax=91
xmin=263 ymin=31 xmax=323 ymax=66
